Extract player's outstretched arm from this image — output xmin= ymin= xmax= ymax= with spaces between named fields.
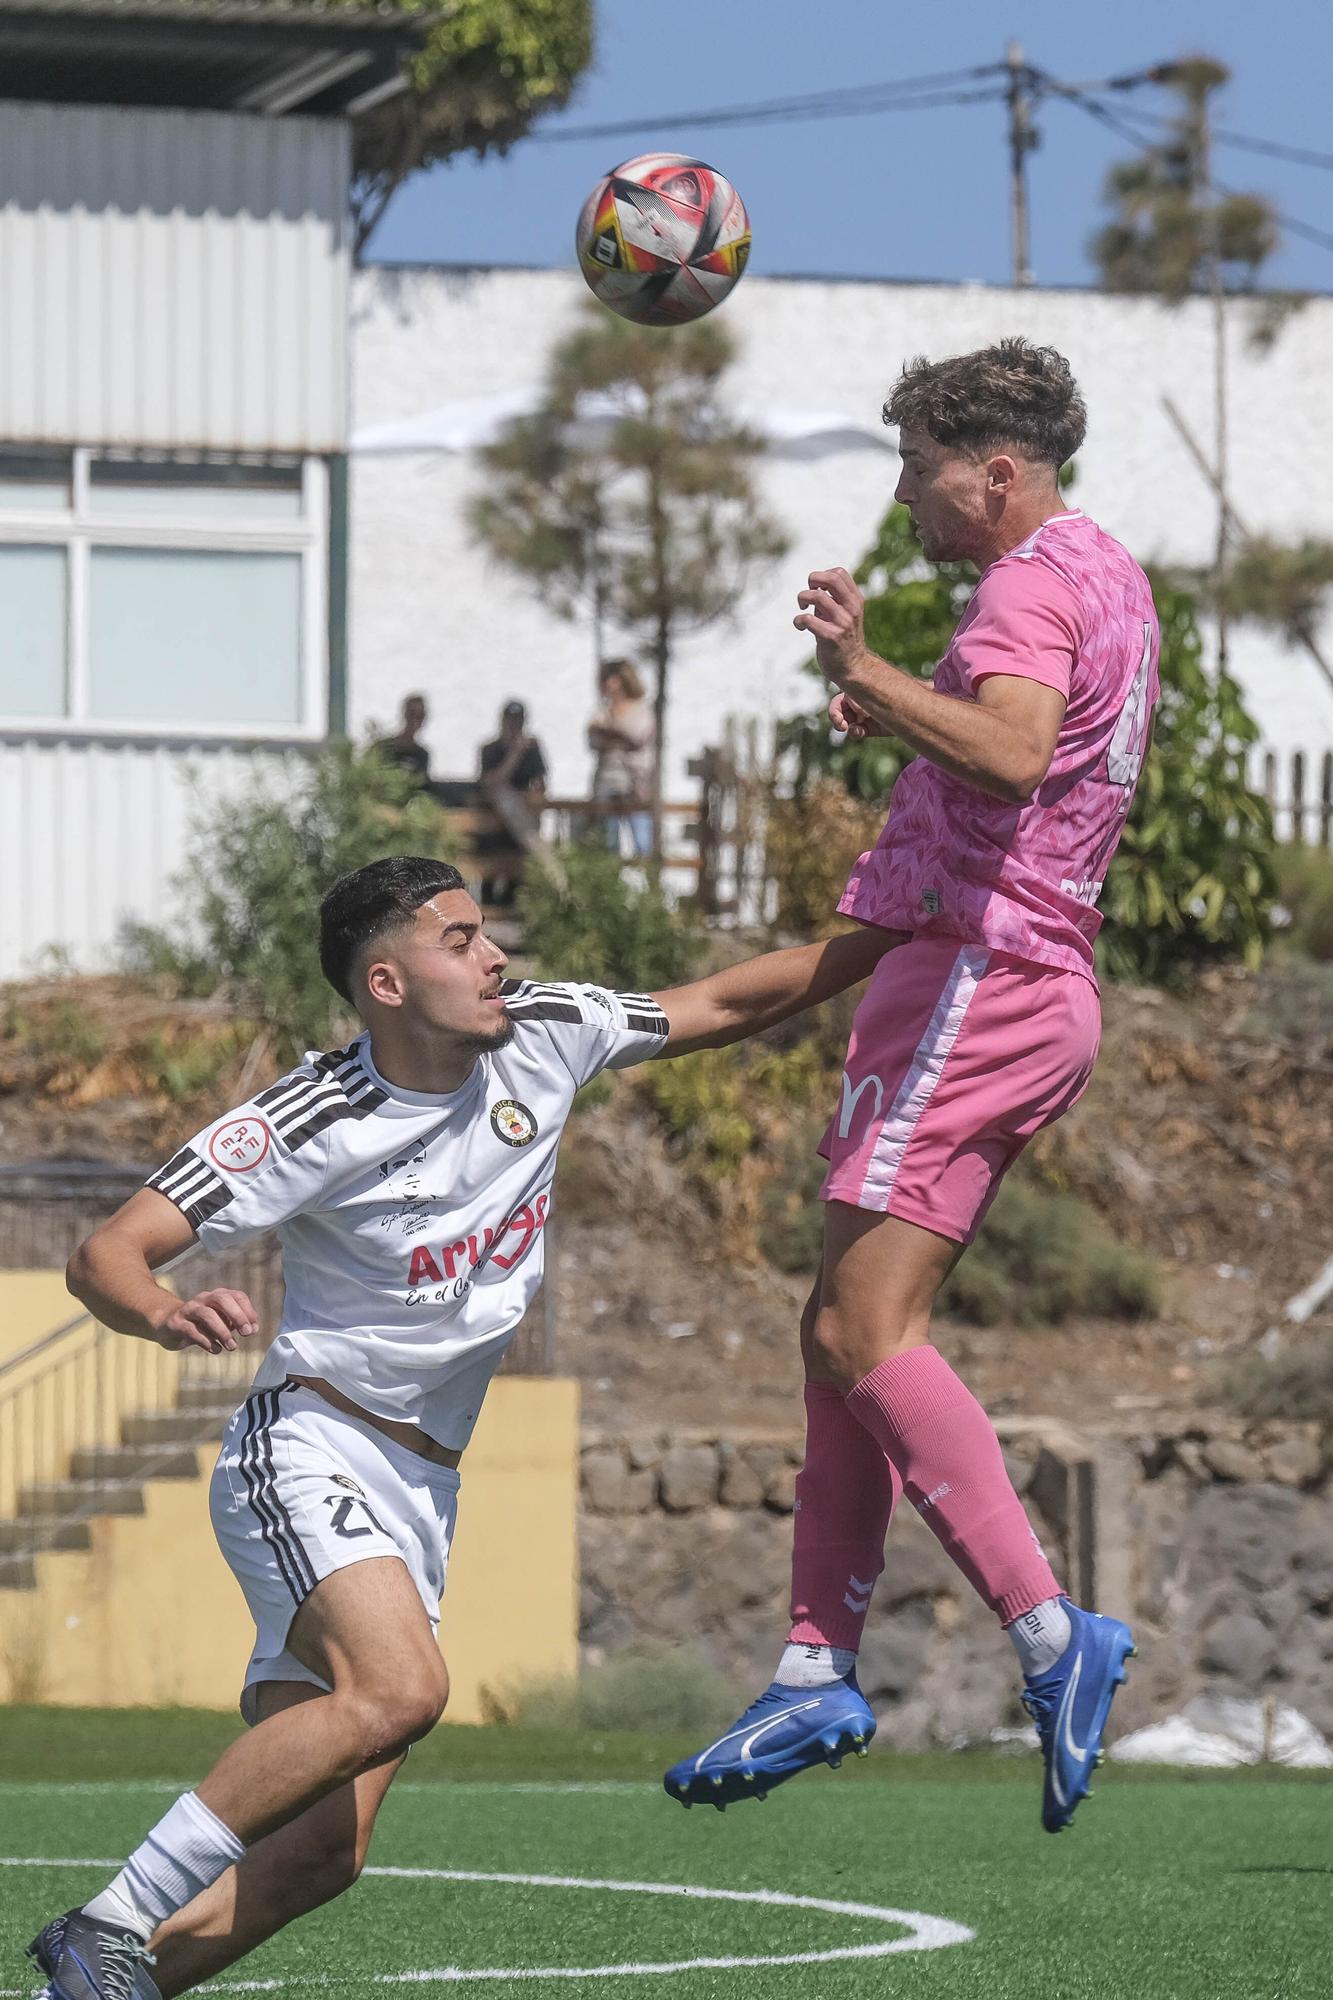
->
xmin=67 ymin=1189 xmax=260 ymax=1356
xmin=652 ymin=924 xmax=904 ymax=1057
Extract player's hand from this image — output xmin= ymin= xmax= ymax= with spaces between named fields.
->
xmin=152 ymin=1288 xmax=260 ymax=1355
xmin=795 ymin=568 xmax=872 ymax=686
xmin=828 ymin=690 xmax=885 ymax=739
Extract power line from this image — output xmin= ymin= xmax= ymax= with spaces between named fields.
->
xmin=531 ymin=64 xmax=1006 ymax=144
xmin=1095 ymin=104 xmax=1333 ymax=175
xmin=1046 ymin=80 xmax=1333 ymax=262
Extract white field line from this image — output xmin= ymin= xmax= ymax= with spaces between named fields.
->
xmin=0 ymin=1858 xmax=975 ymax=1989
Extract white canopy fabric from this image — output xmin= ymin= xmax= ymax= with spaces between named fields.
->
xmin=351 ymin=389 xmax=894 ymax=460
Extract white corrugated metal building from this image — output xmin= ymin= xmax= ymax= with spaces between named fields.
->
xmin=0 ymin=0 xmax=417 ymax=975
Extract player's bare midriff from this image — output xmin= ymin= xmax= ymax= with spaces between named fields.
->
xmin=287 ymin=1373 xmax=463 ymax=1468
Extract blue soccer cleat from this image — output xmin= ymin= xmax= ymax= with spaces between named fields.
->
xmin=1020 ymin=1600 xmax=1136 ymax=1833
xmin=664 ymin=1674 xmax=876 ymax=1809
xmin=27 ymin=1909 xmax=161 ymax=2000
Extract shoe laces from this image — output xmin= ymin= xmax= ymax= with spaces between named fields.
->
xmin=1020 ymin=1684 xmax=1055 ymax=1740
xmin=98 ymin=1930 xmax=158 ymax=2000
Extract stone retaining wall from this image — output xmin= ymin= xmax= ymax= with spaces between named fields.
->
xmin=578 ymin=1418 xmax=1333 ymax=1748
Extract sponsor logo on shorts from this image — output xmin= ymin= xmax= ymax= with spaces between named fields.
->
xmin=331 ymin=1473 xmax=366 ymax=1497
xmin=491 ymin=1098 xmax=538 ymax=1148
xmin=921 ymin=889 xmax=942 ymax=915
xmin=837 ymin=1070 xmax=885 ymax=1139
xmin=208 ymin=1117 xmax=271 ymax=1173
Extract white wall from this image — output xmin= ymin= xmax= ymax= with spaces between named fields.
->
xmin=0 ymin=736 xmax=308 ymax=976
xmin=349 ymin=266 xmax=1333 ymax=799
xmin=0 ymin=101 xmax=351 ymax=453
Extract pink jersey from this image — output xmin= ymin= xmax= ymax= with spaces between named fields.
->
xmin=840 ymin=511 xmax=1160 ymax=980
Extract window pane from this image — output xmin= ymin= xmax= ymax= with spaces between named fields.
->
xmin=0 ymin=450 xmax=72 ymax=512
xmin=0 ymin=544 xmax=67 ymax=715
xmin=89 ymin=460 xmax=302 ymax=520
xmin=89 ymin=549 xmax=302 ymax=727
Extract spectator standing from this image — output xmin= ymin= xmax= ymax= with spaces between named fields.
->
xmin=588 ymin=659 xmax=655 ymax=858
xmin=477 ymin=700 xmax=548 ymax=906
xmin=374 ymin=693 xmax=431 ymax=788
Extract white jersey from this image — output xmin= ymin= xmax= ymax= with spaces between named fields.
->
xmin=145 ymin=980 xmax=669 ymax=1448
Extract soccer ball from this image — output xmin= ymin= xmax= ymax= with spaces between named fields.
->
xmin=575 ymin=153 xmax=751 ymax=326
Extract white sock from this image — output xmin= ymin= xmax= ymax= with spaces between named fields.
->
xmin=1007 ymin=1597 xmax=1073 ymax=1678
xmin=83 ymin=1792 xmax=246 ymax=1941
xmin=776 ymin=1641 xmax=858 ymax=1688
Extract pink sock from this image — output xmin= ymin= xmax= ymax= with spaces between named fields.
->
xmin=845 ymin=1345 xmax=1061 ymax=1626
xmin=788 ymin=1382 xmax=902 ymax=1651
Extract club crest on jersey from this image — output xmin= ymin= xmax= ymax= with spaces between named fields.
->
xmin=491 ymin=1098 xmax=538 ymax=1148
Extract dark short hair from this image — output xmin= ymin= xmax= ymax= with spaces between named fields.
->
xmin=319 ymin=856 xmax=467 ymax=1004
xmin=884 ymin=337 xmax=1087 ymax=468
xmin=502 ymin=700 xmax=526 ymax=722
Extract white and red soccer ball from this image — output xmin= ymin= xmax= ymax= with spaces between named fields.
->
xmin=575 ymin=153 xmax=751 ymax=326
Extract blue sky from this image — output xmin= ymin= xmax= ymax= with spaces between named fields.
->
xmin=368 ymin=0 xmax=1333 ymax=293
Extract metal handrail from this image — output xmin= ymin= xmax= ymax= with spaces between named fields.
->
xmin=0 ymin=1307 xmax=98 ymax=1383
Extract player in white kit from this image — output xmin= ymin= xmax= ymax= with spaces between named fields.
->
xmin=29 ymin=855 xmax=899 ymax=2000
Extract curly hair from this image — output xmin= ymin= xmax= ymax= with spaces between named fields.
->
xmin=884 ymin=337 xmax=1087 ymax=467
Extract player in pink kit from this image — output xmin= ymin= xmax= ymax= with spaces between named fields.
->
xmin=668 ymin=338 xmax=1159 ymax=1831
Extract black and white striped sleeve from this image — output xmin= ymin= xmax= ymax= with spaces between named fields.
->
xmin=143 ymin=1047 xmax=378 ymax=1244
xmin=501 ymin=980 xmax=669 ymax=1085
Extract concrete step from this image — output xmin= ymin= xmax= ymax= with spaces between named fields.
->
xmin=69 ymin=1443 xmax=202 ymax=1484
xmin=18 ymin=1481 xmax=146 ymax=1521
xmin=0 ymin=1553 xmax=36 ymax=1589
xmin=0 ymin=1515 xmax=91 ymax=1555
xmin=175 ymin=1381 xmax=247 ymax=1415
xmin=120 ymin=1408 xmax=230 ymax=1448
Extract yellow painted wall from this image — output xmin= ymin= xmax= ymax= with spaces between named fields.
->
xmin=0 ymin=1376 xmax=580 ymax=1724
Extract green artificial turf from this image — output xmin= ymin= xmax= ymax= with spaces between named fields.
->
xmin=0 ymin=1718 xmax=1328 ymax=1998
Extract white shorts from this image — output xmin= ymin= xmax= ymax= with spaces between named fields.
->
xmin=210 ymin=1380 xmax=461 ymax=1724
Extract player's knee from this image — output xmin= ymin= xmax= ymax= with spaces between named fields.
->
xmin=807 ymin=1306 xmax=864 ymax=1389
xmin=350 ymin=1658 xmax=448 ymax=1759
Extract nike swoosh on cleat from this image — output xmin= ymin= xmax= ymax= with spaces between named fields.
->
xmin=1050 ymin=1654 xmax=1088 ymax=1809
xmin=689 ymin=1698 xmax=824 ymax=1774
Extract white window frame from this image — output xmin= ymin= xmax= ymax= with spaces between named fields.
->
xmin=0 ymin=449 xmax=328 ymax=741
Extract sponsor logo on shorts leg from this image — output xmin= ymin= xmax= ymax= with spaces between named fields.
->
xmin=837 ymin=1070 xmax=885 ymax=1139
xmin=490 ymin=1098 xmax=538 ymax=1147
xmin=331 ymin=1473 xmax=366 ymax=1498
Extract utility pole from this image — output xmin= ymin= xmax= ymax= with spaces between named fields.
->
xmin=1005 ymin=40 xmax=1037 ymax=287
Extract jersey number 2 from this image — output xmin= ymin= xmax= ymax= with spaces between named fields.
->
xmin=1107 ymin=621 xmax=1154 ymax=794
xmin=323 ymin=1494 xmax=387 ymax=1540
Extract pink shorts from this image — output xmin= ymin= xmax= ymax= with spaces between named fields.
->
xmin=819 ymin=937 xmax=1101 ymax=1244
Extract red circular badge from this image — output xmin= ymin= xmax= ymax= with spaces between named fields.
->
xmin=208 ymin=1117 xmax=272 ymax=1173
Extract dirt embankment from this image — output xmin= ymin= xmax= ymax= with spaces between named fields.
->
xmin=3 ymin=958 xmax=1332 ymax=1431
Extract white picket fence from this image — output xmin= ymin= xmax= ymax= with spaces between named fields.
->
xmin=1256 ymin=747 xmax=1333 ymax=848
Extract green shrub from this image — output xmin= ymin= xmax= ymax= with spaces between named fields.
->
xmin=517 ymin=839 xmax=705 ymax=991
xmin=942 ymin=1180 xmax=1162 ymax=1328
xmin=122 ymin=740 xmax=457 ymax=1063
xmin=494 ymin=1645 xmax=740 ymax=1733
xmin=1272 ymin=841 xmax=1333 ymax=961
xmin=2 ymin=998 xmax=106 ymax=1070
xmin=1221 ymin=1330 xmax=1333 ymax=1430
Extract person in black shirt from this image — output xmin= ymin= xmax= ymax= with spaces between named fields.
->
xmin=477 ymin=700 xmax=548 ymax=906
xmin=374 ymin=693 xmax=431 ymax=788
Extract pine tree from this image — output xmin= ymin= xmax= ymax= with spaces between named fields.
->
xmin=469 ymin=306 xmax=788 ymax=855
